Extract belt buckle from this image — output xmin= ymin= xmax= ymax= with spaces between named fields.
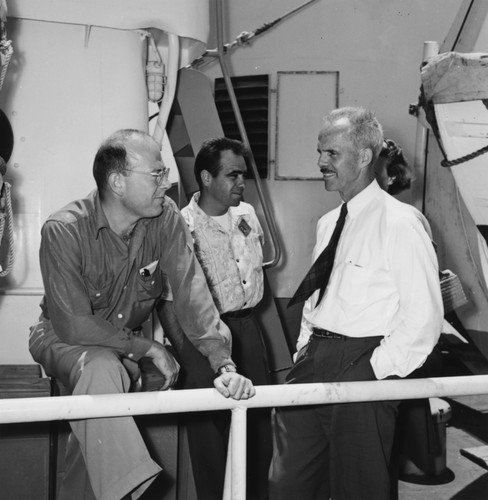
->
xmin=313 ymin=328 xmax=343 ymax=339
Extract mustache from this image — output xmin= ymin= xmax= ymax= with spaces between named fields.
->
xmin=320 ymin=167 xmax=335 ymax=174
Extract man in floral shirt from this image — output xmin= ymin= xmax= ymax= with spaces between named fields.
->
xmin=177 ymin=137 xmax=272 ymax=500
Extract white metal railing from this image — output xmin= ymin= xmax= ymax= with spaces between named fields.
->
xmin=1 ymin=375 xmax=488 ymax=499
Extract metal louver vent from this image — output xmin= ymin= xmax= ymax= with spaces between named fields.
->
xmin=214 ymin=75 xmax=269 ymax=178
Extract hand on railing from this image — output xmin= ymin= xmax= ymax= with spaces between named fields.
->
xmin=214 ymin=372 xmax=256 ymax=400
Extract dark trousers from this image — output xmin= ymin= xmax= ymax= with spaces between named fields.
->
xmin=166 ymin=310 xmax=272 ymax=500
xmin=269 ymin=336 xmax=399 ymax=500
xmin=389 ymin=347 xmax=443 ymax=498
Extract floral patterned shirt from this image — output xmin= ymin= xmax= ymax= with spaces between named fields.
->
xmin=181 ymin=192 xmax=264 ymax=314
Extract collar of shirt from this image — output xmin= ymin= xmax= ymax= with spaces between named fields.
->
xmin=185 ymin=192 xmax=251 ymax=232
xmin=92 ymin=190 xmax=166 ymax=255
xmin=186 ymin=192 xmax=226 ymax=232
xmin=93 ymin=191 xmax=111 ymax=239
xmin=345 ymin=179 xmax=381 ymax=220
xmin=183 ymin=192 xmax=264 ymax=313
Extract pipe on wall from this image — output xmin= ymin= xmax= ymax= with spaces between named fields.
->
xmin=153 ymin=33 xmax=180 ymax=147
xmin=413 ymin=40 xmax=439 ymax=212
xmin=213 ymin=0 xmax=282 ymax=269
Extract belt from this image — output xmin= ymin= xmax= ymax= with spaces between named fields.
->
xmin=221 ymin=308 xmax=253 ymax=319
xmin=312 ymin=328 xmax=348 ymax=340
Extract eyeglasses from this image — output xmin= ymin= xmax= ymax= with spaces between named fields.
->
xmin=122 ymin=167 xmax=170 ymax=186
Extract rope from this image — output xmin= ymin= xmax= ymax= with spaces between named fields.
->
xmin=0 ymin=0 xmax=12 ymax=92
xmin=0 ymin=182 xmax=14 ymax=277
xmin=190 ymin=0 xmax=318 ymax=69
xmin=441 ymin=143 xmax=488 ymax=167
xmin=224 ymin=0 xmax=318 ymax=52
xmin=0 ymin=3 xmax=14 ymax=276
xmin=0 ymin=36 xmax=12 ymax=91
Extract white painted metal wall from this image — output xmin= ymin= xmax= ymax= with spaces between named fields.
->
xmin=201 ymin=0 xmax=461 ymax=297
xmin=0 ymin=1 xmax=209 ymax=363
xmin=0 ymin=0 xmax=465 ymax=362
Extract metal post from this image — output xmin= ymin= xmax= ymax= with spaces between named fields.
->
xmin=413 ymin=40 xmax=439 ymax=211
xmin=222 ymin=407 xmax=248 ymax=500
xmin=152 ymin=33 xmax=179 ymax=147
xmin=223 ymin=433 xmax=232 ymax=500
xmin=230 ymin=406 xmax=247 ymax=500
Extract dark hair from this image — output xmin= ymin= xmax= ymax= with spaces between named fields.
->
xmin=194 ymin=137 xmax=249 ymax=190
xmin=323 ymin=107 xmax=383 ymax=165
xmin=93 ymin=129 xmax=149 ymax=198
xmin=379 ymin=138 xmax=414 ymax=195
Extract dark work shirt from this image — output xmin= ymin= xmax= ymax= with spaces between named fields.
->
xmin=36 ymin=191 xmax=232 ymax=371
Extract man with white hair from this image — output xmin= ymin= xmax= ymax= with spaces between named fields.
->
xmin=269 ymin=107 xmax=443 ymax=500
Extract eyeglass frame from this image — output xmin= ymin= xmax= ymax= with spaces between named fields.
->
xmin=122 ymin=167 xmax=170 ymax=186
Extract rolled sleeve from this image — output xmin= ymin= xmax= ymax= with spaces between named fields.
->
xmin=159 ymin=204 xmax=233 ymax=371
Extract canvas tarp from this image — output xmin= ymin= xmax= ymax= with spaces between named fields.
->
xmin=421 ymin=51 xmax=488 ymax=104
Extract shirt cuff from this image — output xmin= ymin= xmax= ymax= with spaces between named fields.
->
xmin=370 ymin=344 xmax=398 ymax=380
xmin=125 ymin=335 xmax=154 ymax=362
xmin=207 ymin=354 xmax=235 ymax=374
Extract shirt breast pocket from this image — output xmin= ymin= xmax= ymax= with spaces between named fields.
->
xmin=237 ymin=232 xmax=262 ymax=264
xmin=137 ymin=269 xmax=164 ymax=302
xmin=84 ymin=273 xmax=114 ymax=310
xmin=337 ymin=262 xmax=377 ymax=305
xmin=249 ymin=232 xmax=263 ymax=253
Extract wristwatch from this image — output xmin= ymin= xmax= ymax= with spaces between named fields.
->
xmin=216 ymin=364 xmax=237 ymax=376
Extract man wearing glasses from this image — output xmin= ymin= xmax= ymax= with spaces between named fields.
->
xmin=29 ymin=129 xmax=254 ymax=500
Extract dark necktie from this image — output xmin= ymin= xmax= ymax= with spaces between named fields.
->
xmin=288 ymin=203 xmax=348 ymax=308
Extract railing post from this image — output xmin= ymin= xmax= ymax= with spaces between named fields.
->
xmin=223 ymin=406 xmax=247 ymax=500
xmin=223 ymin=435 xmax=231 ymax=500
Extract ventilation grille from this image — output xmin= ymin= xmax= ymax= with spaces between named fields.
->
xmin=214 ymin=75 xmax=269 ymax=178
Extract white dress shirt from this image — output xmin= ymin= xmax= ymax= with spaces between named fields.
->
xmin=295 ymin=180 xmax=443 ymax=379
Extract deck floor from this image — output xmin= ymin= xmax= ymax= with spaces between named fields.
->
xmin=399 ymin=395 xmax=488 ymax=500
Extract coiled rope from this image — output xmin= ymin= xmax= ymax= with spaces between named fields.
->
xmin=0 ymin=182 xmax=14 ymax=276
xmin=0 ymin=0 xmax=12 ymax=92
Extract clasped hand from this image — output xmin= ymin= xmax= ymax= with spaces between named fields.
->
xmin=214 ymin=372 xmax=256 ymax=400
xmin=145 ymin=340 xmax=180 ymax=390
xmin=144 ymin=340 xmax=255 ymax=399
